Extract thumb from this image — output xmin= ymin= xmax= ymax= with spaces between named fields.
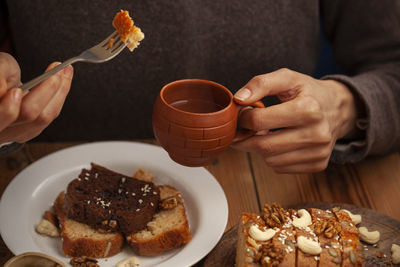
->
xmin=234 ymin=68 xmax=301 ymax=104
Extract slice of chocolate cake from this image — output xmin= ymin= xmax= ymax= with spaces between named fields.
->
xmin=65 ymin=163 xmax=160 ymax=234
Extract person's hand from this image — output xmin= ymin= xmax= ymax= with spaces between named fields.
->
xmin=0 ymin=52 xmax=73 ymax=144
xmin=232 ymin=68 xmax=359 ymax=173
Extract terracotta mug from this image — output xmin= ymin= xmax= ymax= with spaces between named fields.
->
xmin=152 ymin=79 xmax=264 ymax=167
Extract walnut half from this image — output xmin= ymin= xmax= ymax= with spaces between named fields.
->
xmin=70 ymin=256 xmax=99 ymax=267
xmin=262 ymin=203 xmax=288 ymax=228
xmin=314 ymin=220 xmax=341 ymax=238
xmin=160 ymin=196 xmax=178 ymax=210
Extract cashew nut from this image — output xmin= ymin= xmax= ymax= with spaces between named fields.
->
xmin=247 ymin=236 xmax=261 ymax=250
xmin=116 ymin=256 xmax=141 ymax=267
xmin=297 ymin=236 xmax=322 ymax=255
xmin=292 ymin=209 xmax=312 ymax=228
xmin=35 ymin=219 xmax=59 ymax=237
xmin=358 ymin=226 xmax=380 ymax=244
xmin=249 ymin=224 xmax=276 ymax=241
xmin=392 ymin=244 xmax=400 ymax=264
xmin=343 ymin=209 xmax=362 ymax=225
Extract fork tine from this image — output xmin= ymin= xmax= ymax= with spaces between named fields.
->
xmin=111 ymin=39 xmax=126 ymax=53
xmin=100 ymin=31 xmax=120 ymax=47
xmin=102 ymin=35 xmax=121 ymax=50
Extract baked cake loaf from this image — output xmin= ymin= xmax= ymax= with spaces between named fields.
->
xmin=54 ymin=191 xmax=124 ymax=258
xmin=112 ymin=10 xmax=144 ymax=51
xmin=236 ymin=203 xmax=364 ymax=267
xmin=126 ymin=185 xmax=191 ymax=256
xmin=65 ymin=163 xmax=160 ymax=234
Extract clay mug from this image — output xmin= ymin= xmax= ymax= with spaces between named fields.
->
xmin=152 ymin=79 xmax=264 ymax=167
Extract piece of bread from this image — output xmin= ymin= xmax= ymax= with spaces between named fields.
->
xmin=236 ymin=203 xmax=364 ymax=267
xmin=53 ymin=191 xmax=124 ymax=258
xmin=112 ymin=10 xmax=144 ymax=51
xmin=126 ymin=185 xmax=191 ymax=256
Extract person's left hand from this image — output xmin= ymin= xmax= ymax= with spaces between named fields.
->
xmin=232 ymin=68 xmax=359 ymax=173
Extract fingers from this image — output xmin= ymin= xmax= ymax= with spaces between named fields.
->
xmin=233 ymin=133 xmax=333 ymax=173
xmin=238 ymin=95 xmax=323 ymax=131
xmin=234 ymin=68 xmax=305 ymax=105
xmin=0 ymin=88 xmax=22 ymax=132
xmin=17 ymin=62 xmax=63 ymax=123
xmin=232 ymin=124 xmax=332 ymax=157
xmin=0 ymin=63 xmax=74 ymax=143
xmin=35 ymin=65 xmax=73 ymax=127
xmin=263 ymin=145 xmax=332 ymax=168
xmin=272 ymin=159 xmax=330 ymax=174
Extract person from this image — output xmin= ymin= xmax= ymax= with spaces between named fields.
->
xmin=0 ymin=0 xmax=399 ymax=173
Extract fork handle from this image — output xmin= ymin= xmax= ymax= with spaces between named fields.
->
xmin=20 ymin=57 xmax=80 ymax=92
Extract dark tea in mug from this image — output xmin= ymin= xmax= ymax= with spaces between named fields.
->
xmin=170 ymin=99 xmax=225 ymax=113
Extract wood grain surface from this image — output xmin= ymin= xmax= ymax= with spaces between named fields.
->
xmin=203 ymin=203 xmax=400 ymax=267
xmin=0 ymin=142 xmax=399 ymax=266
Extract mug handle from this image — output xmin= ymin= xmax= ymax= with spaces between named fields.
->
xmin=233 ymin=100 xmax=265 ymax=142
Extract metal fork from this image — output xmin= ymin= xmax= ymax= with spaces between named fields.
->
xmin=20 ymin=31 xmax=126 ymax=91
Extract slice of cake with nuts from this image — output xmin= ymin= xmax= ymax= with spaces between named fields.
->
xmin=263 ymin=204 xmax=296 ymax=266
xmin=236 ymin=212 xmax=269 ymax=266
xmin=292 ymin=209 xmax=319 ymax=267
xmin=236 ymin=204 xmax=296 ymax=266
xmin=309 ymin=208 xmax=342 ymax=266
xmin=331 ymin=207 xmax=364 ymax=266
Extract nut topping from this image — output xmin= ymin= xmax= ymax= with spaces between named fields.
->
xmin=262 ymin=203 xmax=288 ymax=228
xmin=260 ymin=242 xmax=285 ymax=267
xmin=109 ymin=219 xmax=118 ymax=228
xmin=70 ymin=256 xmax=99 ymax=267
xmin=160 ymin=196 xmax=178 ymax=210
xmin=314 ymin=220 xmax=341 ymax=238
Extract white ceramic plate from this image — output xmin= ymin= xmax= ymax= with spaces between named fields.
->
xmin=0 ymin=141 xmax=228 ymax=267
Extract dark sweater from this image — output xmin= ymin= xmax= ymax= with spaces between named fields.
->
xmin=3 ymin=0 xmax=400 ymax=163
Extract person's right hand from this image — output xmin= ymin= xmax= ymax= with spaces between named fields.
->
xmin=0 ymin=52 xmax=73 ymax=144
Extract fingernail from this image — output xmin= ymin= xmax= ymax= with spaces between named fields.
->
xmin=63 ymin=65 xmax=73 ymax=78
xmin=13 ymin=88 xmax=22 ymax=101
xmin=234 ymin=88 xmax=251 ymax=101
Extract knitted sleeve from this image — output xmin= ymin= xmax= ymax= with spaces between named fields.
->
xmin=320 ymin=0 xmax=400 ymax=163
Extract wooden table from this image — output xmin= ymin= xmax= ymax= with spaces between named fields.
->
xmin=1 ymin=141 xmax=400 ymax=266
